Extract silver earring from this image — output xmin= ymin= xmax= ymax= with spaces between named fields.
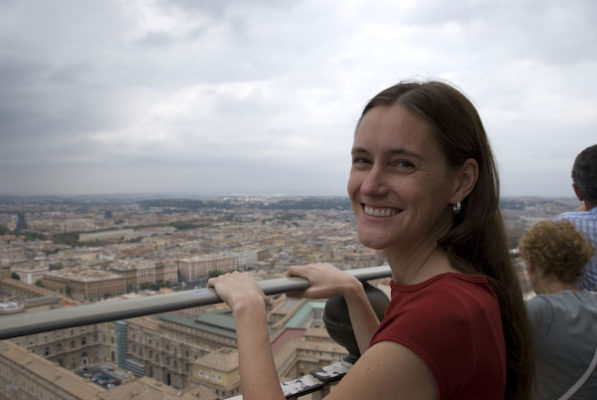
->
xmin=452 ymin=202 xmax=462 ymax=215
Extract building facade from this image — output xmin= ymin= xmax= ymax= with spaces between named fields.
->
xmin=42 ymin=268 xmax=126 ymax=301
xmin=177 ymin=255 xmax=238 ymax=282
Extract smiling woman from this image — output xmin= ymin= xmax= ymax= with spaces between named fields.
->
xmin=348 ymin=104 xmax=476 ymax=254
xmin=208 ymin=80 xmax=535 ymax=400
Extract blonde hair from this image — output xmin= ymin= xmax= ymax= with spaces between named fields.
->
xmin=519 ymin=219 xmax=595 ymax=284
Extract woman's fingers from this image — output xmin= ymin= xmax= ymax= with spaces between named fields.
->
xmin=207 ymin=271 xmax=268 ymax=310
xmin=285 ymin=263 xmax=353 ymax=299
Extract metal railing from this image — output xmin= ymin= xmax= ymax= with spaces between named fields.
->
xmin=0 ymin=265 xmax=392 ymax=340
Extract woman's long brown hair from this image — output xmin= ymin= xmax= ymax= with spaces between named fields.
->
xmin=361 ymin=81 xmax=535 ymax=400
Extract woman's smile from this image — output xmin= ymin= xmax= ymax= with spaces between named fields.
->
xmin=362 ymin=204 xmax=402 ymax=218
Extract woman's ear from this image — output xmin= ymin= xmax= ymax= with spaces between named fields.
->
xmin=450 ymin=158 xmax=479 ymax=204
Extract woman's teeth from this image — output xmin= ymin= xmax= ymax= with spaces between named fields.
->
xmin=363 ymin=205 xmax=400 ymax=217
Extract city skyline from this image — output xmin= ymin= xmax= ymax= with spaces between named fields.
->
xmin=0 ymin=1 xmax=595 ymax=198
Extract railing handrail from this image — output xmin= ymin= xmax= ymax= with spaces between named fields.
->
xmin=0 ymin=265 xmax=392 ymax=340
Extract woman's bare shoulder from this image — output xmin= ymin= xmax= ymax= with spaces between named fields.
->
xmin=323 ymin=341 xmax=437 ymax=400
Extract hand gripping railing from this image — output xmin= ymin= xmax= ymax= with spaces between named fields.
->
xmin=0 ymin=265 xmax=392 ymax=340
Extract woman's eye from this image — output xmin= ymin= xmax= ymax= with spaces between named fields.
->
xmin=390 ymin=160 xmax=415 ymax=171
xmin=352 ymin=157 xmax=371 ymax=166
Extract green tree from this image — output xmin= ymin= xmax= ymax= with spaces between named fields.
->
xmin=208 ymin=269 xmax=225 ymax=278
xmin=52 ymin=232 xmax=80 ymax=247
xmin=11 ymin=272 xmax=20 ymax=280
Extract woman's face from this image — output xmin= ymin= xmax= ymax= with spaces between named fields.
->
xmin=347 ymin=104 xmax=460 ymax=252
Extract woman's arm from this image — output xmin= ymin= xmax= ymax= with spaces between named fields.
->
xmin=208 ymin=272 xmax=285 ymax=400
xmin=324 ymin=340 xmax=438 ymax=400
xmin=287 ymin=263 xmax=381 ymax=354
xmin=208 ymin=269 xmax=437 ymax=400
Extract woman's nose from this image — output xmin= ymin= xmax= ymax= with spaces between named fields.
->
xmin=360 ymin=166 xmax=388 ymax=196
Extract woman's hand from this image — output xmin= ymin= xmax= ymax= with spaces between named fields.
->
xmin=286 ymin=263 xmax=361 ymax=299
xmin=207 ymin=271 xmax=269 ymax=313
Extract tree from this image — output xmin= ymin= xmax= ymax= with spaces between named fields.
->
xmin=52 ymin=232 xmax=80 ymax=246
xmin=208 ymin=269 xmax=225 ymax=278
xmin=11 ymin=272 xmax=20 ymax=280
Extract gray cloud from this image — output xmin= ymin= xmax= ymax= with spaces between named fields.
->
xmin=0 ymin=0 xmax=595 ymax=197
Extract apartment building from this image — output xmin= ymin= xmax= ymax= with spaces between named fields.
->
xmin=155 ymin=261 xmax=178 ymax=284
xmin=191 ymin=347 xmax=241 ymax=398
xmin=0 ymin=341 xmax=215 ymax=400
xmin=42 ymin=268 xmax=126 ymax=301
xmin=177 ymin=254 xmax=238 ymax=281
xmin=343 ymin=249 xmax=385 ymax=268
xmin=10 ymin=323 xmax=108 ymax=371
xmin=10 ymin=263 xmax=49 ymax=285
xmin=0 ymin=340 xmax=105 ymax=400
xmin=112 ymin=316 xmax=208 ymax=390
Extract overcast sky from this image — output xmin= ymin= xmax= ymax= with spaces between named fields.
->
xmin=0 ymin=0 xmax=595 ymax=198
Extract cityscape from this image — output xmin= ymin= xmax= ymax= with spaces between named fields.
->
xmin=0 ymin=194 xmax=582 ymax=399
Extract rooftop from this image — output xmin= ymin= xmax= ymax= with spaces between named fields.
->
xmin=196 ymin=348 xmax=239 ymax=371
xmin=0 ymin=340 xmax=104 ymax=398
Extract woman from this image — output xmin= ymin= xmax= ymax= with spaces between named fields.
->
xmin=208 ymin=81 xmax=535 ymax=399
xmin=519 ymin=219 xmax=596 ymax=399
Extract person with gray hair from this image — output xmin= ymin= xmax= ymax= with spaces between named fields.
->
xmin=556 ymin=144 xmax=597 ymax=290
